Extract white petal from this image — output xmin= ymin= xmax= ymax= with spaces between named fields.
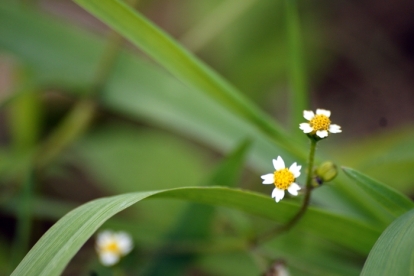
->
xmin=99 ymin=251 xmax=120 ymax=266
xmin=316 ymin=109 xmax=331 ymax=117
xmin=115 ymin=232 xmax=133 ymax=255
xmin=316 ymin=130 xmax=328 ymax=138
xmin=329 ymin=124 xmax=342 ymax=133
xmin=287 ymin=183 xmax=301 ymax=196
xmin=271 ymin=188 xmax=285 ymax=203
xmin=299 ymin=123 xmax=313 ymax=133
xmin=303 ymin=110 xmax=315 ymax=121
xmin=289 ymin=163 xmax=301 ymax=178
xmin=273 ymin=156 xmax=285 ymax=171
xmin=96 ymin=231 xmax=114 ymax=248
xmin=261 ymin=174 xmax=274 ymax=184
xmin=274 ymin=264 xmax=290 ymax=276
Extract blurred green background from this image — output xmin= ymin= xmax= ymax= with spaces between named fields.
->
xmin=0 ymin=0 xmax=414 ymax=275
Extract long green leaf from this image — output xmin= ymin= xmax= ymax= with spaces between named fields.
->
xmin=284 ymin=0 xmax=308 ymax=130
xmin=10 ymin=171 xmax=34 ymax=269
xmin=12 ymin=187 xmax=380 ymax=275
xmin=333 ymin=127 xmax=414 ymax=192
xmin=72 ymin=0 xmax=305 ymax=159
xmin=342 ymin=167 xmax=414 ymax=218
xmin=361 ymin=209 xmax=414 ymax=276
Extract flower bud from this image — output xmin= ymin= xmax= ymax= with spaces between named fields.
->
xmin=315 ymin=161 xmax=338 ymax=183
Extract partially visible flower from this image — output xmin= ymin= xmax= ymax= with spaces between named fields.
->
xmin=96 ymin=230 xmax=133 ymax=266
xmin=299 ymin=109 xmax=342 ymax=138
xmin=261 ymin=156 xmax=301 ymax=203
xmin=264 ymin=260 xmax=290 ymax=276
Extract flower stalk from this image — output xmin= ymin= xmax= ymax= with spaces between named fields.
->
xmin=254 ymin=109 xmax=341 ymax=246
xmin=253 ymin=139 xmax=317 ymax=246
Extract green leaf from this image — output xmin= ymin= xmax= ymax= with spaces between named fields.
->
xmin=10 ymin=171 xmax=34 ymax=269
xmin=284 ymin=0 xmax=308 ymax=130
xmin=332 ymin=127 xmax=414 ymax=192
xmin=72 ymin=0 xmax=305 ymax=159
xmin=12 ymin=187 xmax=380 ymax=275
xmin=361 ymin=209 xmax=414 ymax=276
xmin=342 ymin=167 xmax=414 ymax=218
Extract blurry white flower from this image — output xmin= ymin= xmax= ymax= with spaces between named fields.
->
xmin=264 ymin=260 xmax=290 ymax=276
xmin=261 ymin=156 xmax=301 ymax=203
xmin=96 ymin=230 xmax=133 ymax=266
xmin=299 ymin=109 xmax=342 ymax=138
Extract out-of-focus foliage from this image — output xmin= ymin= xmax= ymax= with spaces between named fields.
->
xmin=0 ymin=0 xmax=413 ymax=275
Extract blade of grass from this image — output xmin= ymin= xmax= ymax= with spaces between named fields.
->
xmin=10 ymin=171 xmax=34 ymax=270
xmin=342 ymin=167 xmax=414 ymax=218
xmin=72 ymin=0 xmax=306 ymax=160
xmin=12 ymin=186 xmax=380 ymax=276
xmin=284 ymin=0 xmax=308 ymax=130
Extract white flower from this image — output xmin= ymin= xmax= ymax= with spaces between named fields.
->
xmin=266 ymin=260 xmax=290 ymax=276
xmin=299 ymin=109 xmax=342 ymax=138
xmin=261 ymin=156 xmax=301 ymax=203
xmin=96 ymin=230 xmax=133 ymax=266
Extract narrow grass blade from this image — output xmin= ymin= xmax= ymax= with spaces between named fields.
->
xmin=284 ymin=0 xmax=308 ymax=130
xmin=72 ymin=0 xmax=305 ymax=158
xmin=342 ymin=167 xmax=414 ymax=218
xmin=10 ymin=171 xmax=34 ymax=269
xmin=12 ymin=187 xmax=380 ymax=275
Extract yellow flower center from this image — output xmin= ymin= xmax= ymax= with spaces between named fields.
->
xmin=103 ymin=241 xmax=121 ymax=254
xmin=273 ymin=168 xmax=295 ymax=190
xmin=310 ymin=114 xmax=331 ymax=131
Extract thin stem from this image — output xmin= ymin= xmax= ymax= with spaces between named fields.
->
xmin=251 ymin=138 xmax=317 ymax=246
xmin=34 ymin=100 xmax=96 ymax=169
xmin=10 ymin=170 xmax=34 ymax=270
xmin=305 ymin=138 xmax=317 ymax=189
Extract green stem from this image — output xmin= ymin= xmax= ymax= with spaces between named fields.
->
xmin=10 ymin=170 xmax=34 ymax=270
xmin=90 ymin=25 xmax=127 ymax=97
xmin=251 ymin=138 xmax=317 ymax=246
xmin=305 ymin=138 xmax=317 ymax=189
xmin=34 ymin=99 xmax=97 ymax=169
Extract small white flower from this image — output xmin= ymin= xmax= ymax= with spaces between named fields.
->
xmin=299 ymin=109 xmax=342 ymax=138
xmin=266 ymin=260 xmax=290 ymax=276
xmin=261 ymin=156 xmax=301 ymax=203
xmin=96 ymin=230 xmax=133 ymax=266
